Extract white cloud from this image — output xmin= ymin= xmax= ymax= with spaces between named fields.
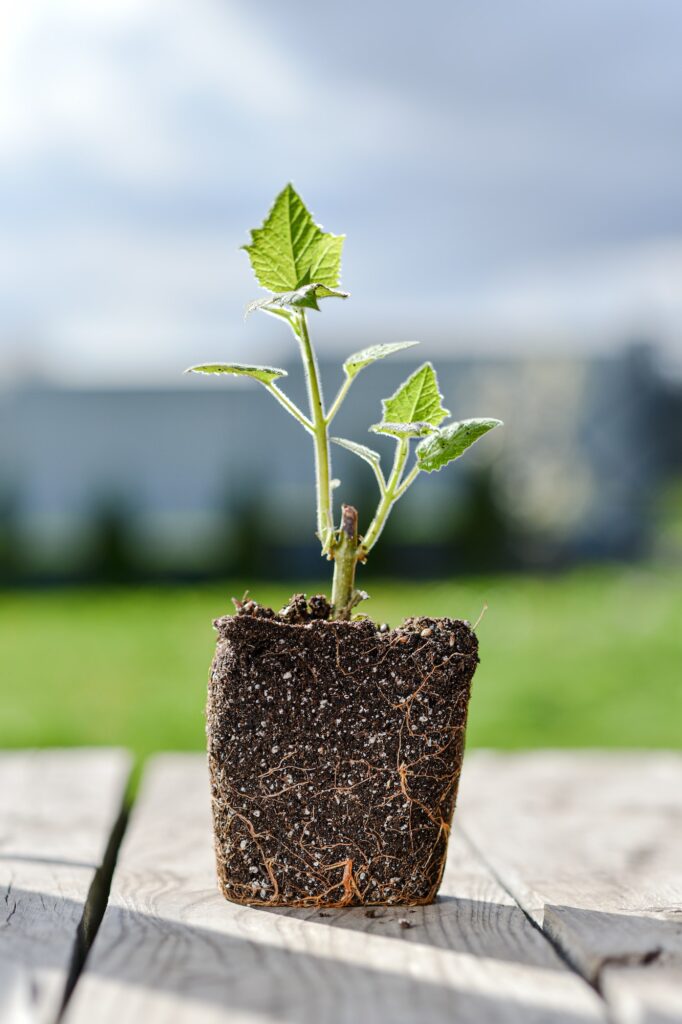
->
xmin=1 ymin=0 xmax=681 ymax=382
xmin=0 ymin=0 xmax=414 ymax=186
xmin=469 ymin=240 xmax=682 ymax=339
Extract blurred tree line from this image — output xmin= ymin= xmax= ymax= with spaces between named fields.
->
xmin=0 ymin=464 xmax=525 ymax=586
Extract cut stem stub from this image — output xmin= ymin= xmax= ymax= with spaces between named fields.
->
xmin=331 ymin=505 xmax=360 ymax=620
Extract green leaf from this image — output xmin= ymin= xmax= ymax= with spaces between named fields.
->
xmin=246 ymin=282 xmax=349 ymax=317
xmin=377 ymin=362 xmax=449 ymax=431
xmin=243 ymin=184 xmax=344 ymax=293
xmin=331 ymin=437 xmax=383 ymax=471
xmin=185 ymin=363 xmax=287 ymax=385
xmin=343 ymin=341 xmax=420 ymax=379
xmin=416 ymin=418 xmax=503 ymax=472
xmin=369 ymin=421 xmax=436 ymax=438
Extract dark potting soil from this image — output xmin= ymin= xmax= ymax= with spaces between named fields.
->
xmin=207 ymin=594 xmax=479 ymax=908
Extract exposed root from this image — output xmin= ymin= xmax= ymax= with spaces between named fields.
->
xmin=208 ymin=609 xmax=477 ymax=907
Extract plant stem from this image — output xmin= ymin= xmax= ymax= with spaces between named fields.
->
xmin=394 ymin=461 xmax=420 ymax=499
xmin=368 ymin=460 xmax=387 ymax=497
xmin=331 ymin=504 xmax=359 ymax=618
xmin=294 ymin=311 xmax=334 ymax=553
xmin=360 ymin=438 xmax=410 ymax=556
xmin=325 ymin=375 xmax=353 ymax=424
xmin=266 ymin=384 xmax=314 ymax=433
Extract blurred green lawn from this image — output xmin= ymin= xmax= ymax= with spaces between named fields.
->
xmin=1 ymin=567 xmax=680 ymax=761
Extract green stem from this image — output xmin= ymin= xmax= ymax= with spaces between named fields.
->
xmin=325 ymin=375 xmax=353 ymax=424
xmin=267 ymin=384 xmax=314 ymax=433
xmin=293 ymin=311 xmax=334 ymax=553
xmin=394 ymin=461 xmax=420 ymax=499
xmin=360 ymin=438 xmax=409 ymax=556
xmin=368 ymin=460 xmax=387 ymax=497
xmin=331 ymin=505 xmax=359 ymax=618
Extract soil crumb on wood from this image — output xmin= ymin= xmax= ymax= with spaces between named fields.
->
xmin=207 ymin=594 xmax=478 ymax=908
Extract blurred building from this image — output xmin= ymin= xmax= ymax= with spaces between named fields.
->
xmin=0 ymin=345 xmax=677 ymax=584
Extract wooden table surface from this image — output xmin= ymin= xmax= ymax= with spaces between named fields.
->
xmin=1 ymin=750 xmax=680 ymax=1023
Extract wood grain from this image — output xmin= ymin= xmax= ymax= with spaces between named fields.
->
xmin=65 ymin=753 xmax=604 ymax=1024
xmin=0 ymin=749 xmax=131 ymax=1024
xmin=457 ymin=751 xmax=682 ymax=1023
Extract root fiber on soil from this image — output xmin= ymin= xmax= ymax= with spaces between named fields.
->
xmin=207 ymin=595 xmax=478 ymax=908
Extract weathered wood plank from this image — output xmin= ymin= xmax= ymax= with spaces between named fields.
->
xmin=457 ymin=751 xmax=682 ymax=1023
xmin=0 ymin=749 xmax=131 ymax=1024
xmin=66 ymin=753 xmax=604 ymax=1024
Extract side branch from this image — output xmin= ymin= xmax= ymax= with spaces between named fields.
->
xmin=325 ymin=376 xmax=353 ymax=424
xmin=266 ymin=384 xmax=314 ymax=434
xmin=359 ymin=438 xmax=410 ymax=557
xmin=394 ymin=462 xmax=420 ymax=499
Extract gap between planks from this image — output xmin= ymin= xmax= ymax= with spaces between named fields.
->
xmin=13 ymin=751 xmax=676 ymax=1023
xmin=456 ymin=751 xmax=682 ymax=1024
xmin=0 ymin=750 xmax=132 ymax=1024
xmin=59 ymin=804 xmax=129 ymax=1016
xmin=64 ymin=754 xmax=606 ymax=1024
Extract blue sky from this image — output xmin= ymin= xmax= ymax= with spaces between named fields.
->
xmin=1 ymin=0 xmax=681 ymax=382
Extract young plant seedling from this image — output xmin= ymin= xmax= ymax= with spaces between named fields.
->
xmin=187 ymin=184 xmax=502 ymax=619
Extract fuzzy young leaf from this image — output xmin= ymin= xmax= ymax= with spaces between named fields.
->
xmin=331 ymin=437 xmax=383 ymax=471
xmin=377 ymin=362 xmax=449 ymax=433
xmin=247 ymin=282 xmax=349 ymax=317
xmin=343 ymin=341 xmax=419 ymax=379
xmin=416 ymin=418 xmax=503 ymax=472
xmin=370 ymin=421 xmax=436 ymax=438
xmin=185 ymin=363 xmax=287 ymax=385
xmin=243 ymin=184 xmax=344 ymax=293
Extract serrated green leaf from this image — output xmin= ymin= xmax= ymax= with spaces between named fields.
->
xmin=378 ymin=362 xmax=449 ymax=431
xmin=416 ymin=418 xmax=503 ymax=472
xmin=246 ymin=282 xmax=349 ymax=317
xmin=343 ymin=341 xmax=420 ymax=379
xmin=307 ymin=233 xmax=344 ymax=287
xmin=185 ymin=363 xmax=287 ymax=385
xmin=369 ymin=421 xmax=437 ymax=438
xmin=243 ymin=184 xmax=344 ymax=293
xmin=331 ymin=436 xmax=383 ymax=469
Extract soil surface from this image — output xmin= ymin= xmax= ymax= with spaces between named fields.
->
xmin=207 ymin=594 xmax=479 ymax=908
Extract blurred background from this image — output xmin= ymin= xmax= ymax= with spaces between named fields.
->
xmin=1 ymin=0 xmax=681 ymax=760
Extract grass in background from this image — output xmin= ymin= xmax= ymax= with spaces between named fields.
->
xmin=1 ymin=566 xmax=680 ymax=760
